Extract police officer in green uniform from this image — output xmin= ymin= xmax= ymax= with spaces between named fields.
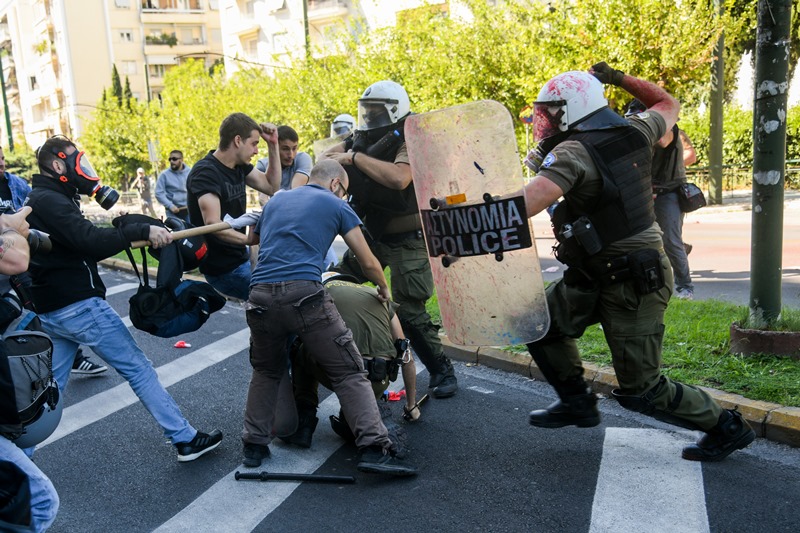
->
xmin=283 ymin=272 xmax=420 ymax=449
xmin=517 ymin=63 xmax=754 ymax=462
xmin=319 ymin=80 xmax=457 ymax=399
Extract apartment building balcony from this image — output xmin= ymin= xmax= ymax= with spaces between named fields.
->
xmin=307 ymin=0 xmax=348 ymax=21
xmin=141 ymin=0 xmax=203 ymax=13
xmin=141 ymin=0 xmax=207 ymax=24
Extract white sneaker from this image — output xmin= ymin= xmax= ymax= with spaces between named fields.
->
xmin=675 ymin=288 xmax=694 ymax=300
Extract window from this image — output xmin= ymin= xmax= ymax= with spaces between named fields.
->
xmin=119 ymin=30 xmax=134 ymax=42
xmin=122 ymin=61 xmax=137 ymax=75
xmin=245 ymin=38 xmax=258 ymax=58
xmin=114 ymin=0 xmax=131 ymax=7
xmin=29 ymin=76 xmax=39 ymax=91
xmin=209 ymin=0 xmax=219 ymax=8
xmin=272 ymin=32 xmax=288 ymax=52
xmin=149 ymin=64 xmax=167 ymax=78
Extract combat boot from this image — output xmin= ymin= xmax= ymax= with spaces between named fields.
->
xmin=429 ymin=359 xmax=458 ymax=399
xmin=279 ymin=405 xmax=318 ymax=448
xmin=329 ymin=409 xmax=356 ymax=443
xmin=529 ymin=390 xmax=600 ymax=428
xmin=682 ymin=409 xmax=755 ymax=462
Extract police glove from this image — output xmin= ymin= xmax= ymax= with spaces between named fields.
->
xmin=223 ymin=210 xmax=262 ymax=230
xmin=590 ymin=62 xmax=625 ymax=86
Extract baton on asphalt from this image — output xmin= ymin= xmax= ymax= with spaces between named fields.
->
xmin=130 ymin=221 xmax=232 ymax=249
xmin=234 ymin=470 xmax=356 ymax=484
xmin=403 ymin=393 xmax=429 ymax=421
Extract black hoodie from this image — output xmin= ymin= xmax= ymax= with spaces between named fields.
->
xmin=25 ymin=174 xmax=151 ymax=313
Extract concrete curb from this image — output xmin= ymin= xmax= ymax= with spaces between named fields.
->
xmin=101 ymin=257 xmax=800 ymax=448
xmin=441 ymin=338 xmax=800 ymax=448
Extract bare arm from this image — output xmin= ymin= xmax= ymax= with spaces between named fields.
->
xmin=679 ymin=130 xmax=697 ymax=166
xmin=317 ymin=141 xmax=346 ymax=161
xmin=618 ymin=75 xmax=680 ymax=133
xmin=327 ymin=150 xmax=412 ymax=190
xmin=519 ymin=175 xmax=565 ymax=218
xmin=290 ymin=172 xmax=310 ymax=189
xmin=245 ymin=123 xmax=281 ymax=195
xmin=0 ymin=207 xmax=32 ymax=275
xmin=341 ymin=226 xmax=390 ymax=301
xmin=197 ymin=193 xmax=249 ymax=245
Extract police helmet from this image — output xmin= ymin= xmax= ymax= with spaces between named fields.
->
xmin=357 ymin=81 xmax=410 ymax=131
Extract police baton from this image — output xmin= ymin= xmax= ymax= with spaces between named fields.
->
xmin=130 ymin=221 xmax=232 ymax=249
xmin=234 ymin=470 xmax=356 ymax=484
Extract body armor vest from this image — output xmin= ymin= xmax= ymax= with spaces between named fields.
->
xmin=551 ymin=125 xmax=655 ymax=259
xmin=344 ymin=120 xmax=419 ymax=240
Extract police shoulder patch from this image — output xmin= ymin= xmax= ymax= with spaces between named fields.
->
xmin=541 ymin=153 xmax=557 ymax=169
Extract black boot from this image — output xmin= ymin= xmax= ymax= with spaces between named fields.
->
xmin=429 ymin=359 xmax=458 ymax=399
xmin=682 ymin=409 xmax=755 ymax=462
xmin=529 ymin=389 xmax=600 ymax=428
xmin=329 ymin=409 xmax=356 ymax=443
xmin=279 ymin=405 xmax=318 ymax=448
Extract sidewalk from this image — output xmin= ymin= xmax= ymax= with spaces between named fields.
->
xmin=98 ymin=189 xmax=800 ymax=448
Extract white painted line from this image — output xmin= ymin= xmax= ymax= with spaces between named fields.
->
xmin=590 ymin=428 xmax=709 ymax=533
xmin=467 ymin=386 xmax=494 ymax=394
xmin=39 ymin=329 xmax=251 ymax=448
xmin=105 ymin=283 xmax=140 ymax=296
xmin=156 ymin=364 xmax=422 ymax=531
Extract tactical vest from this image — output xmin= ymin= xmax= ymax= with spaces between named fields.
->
xmin=344 ymin=121 xmax=419 ymax=240
xmin=551 ymin=126 xmax=655 ymax=263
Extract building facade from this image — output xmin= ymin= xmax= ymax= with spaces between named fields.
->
xmin=0 ymin=0 xmax=222 ymax=150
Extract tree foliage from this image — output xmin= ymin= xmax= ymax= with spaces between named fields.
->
xmin=79 ymin=0 xmax=796 ymax=183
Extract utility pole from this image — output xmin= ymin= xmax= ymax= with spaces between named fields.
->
xmin=0 ymin=48 xmax=13 ymax=152
xmin=302 ymin=0 xmax=310 ymax=60
xmin=708 ymin=0 xmax=724 ymax=205
xmin=749 ymin=0 xmax=792 ymax=325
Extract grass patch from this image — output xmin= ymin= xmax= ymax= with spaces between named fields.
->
xmin=737 ymin=306 xmax=800 ymax=331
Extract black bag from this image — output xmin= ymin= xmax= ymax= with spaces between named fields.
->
xmin=114 ymin=212 xmax=226 ymax=338
xmin=677 ymin=183 xmax=706 ymax=212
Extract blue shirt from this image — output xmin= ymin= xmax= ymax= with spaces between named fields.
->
xmin=250 ymin=184 xmax=362 ymax=284
xmin=256 ymin=152 xmax=312 ymax=190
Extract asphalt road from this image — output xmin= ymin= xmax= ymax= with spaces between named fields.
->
xmin=34 ymin=267 xmax=800 ymax=532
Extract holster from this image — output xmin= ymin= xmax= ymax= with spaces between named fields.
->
xmin=594 ymin=248 xmax=665 ymax=295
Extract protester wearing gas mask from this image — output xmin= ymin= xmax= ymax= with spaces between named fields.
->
xmin=24 ymin=135 xmax=224 ymax=463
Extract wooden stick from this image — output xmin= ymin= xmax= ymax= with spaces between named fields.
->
xmin=130 ymin=221 xmax=232 ymax=249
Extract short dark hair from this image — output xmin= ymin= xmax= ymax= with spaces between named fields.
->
xmin=37 ymin=135 xmax=76 ymax=172
xmin=169 ymin=150 xmax=183 ymax=158
xmin=219 ymin=113 xmax=261 ymax=150
xmin=277 ymin=125 xmax=298 ymax=143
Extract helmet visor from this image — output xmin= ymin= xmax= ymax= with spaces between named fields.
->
xmin=532 ymin=100 xmax=567 ymax=143
xmin=357 ymin=100 xmax=394 ymax=131
xmin=75 ymin=151 xmax=99 ymax=180
xmin=331 ymin=122 xmax=353 ymax=137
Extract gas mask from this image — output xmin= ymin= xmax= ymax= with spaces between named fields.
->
xmin=46 ymin=149 xmax=119 ymax=210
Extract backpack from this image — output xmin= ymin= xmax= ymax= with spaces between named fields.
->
xmin=0 ymin=291 xmax=61 ymax=448
xmin=114 ymin=215 xmax=226 ymax=338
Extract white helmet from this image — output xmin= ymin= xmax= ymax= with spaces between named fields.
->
xmin=532 ymin=71 xmax=609 ymax=143
xmin=331 ymin=114 xmax=355 ymax=137
xmin=321 ymin=271 xmax=359 ymax=285
xmin=357 ymin=80 xmax=410 ymax=131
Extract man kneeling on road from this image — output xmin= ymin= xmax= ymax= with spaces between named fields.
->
xmin=25 ymin=135 xmax=223 ymax=462
xmin=242 ymin=159 xmax=417 ymax=477
xmin=280 ymin=271 xmax=420 ymax=451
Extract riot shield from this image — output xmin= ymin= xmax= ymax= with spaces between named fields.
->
xmin=406 ymin=100 xmax=549 ymax=346
xmin=313 ymin=137 xmax=344 ymax=162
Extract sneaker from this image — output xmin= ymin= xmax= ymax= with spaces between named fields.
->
xmin=242 ymin=442 xmax=271 ymax=468
xmin=175 ymin=430 xmax=223 ymax=462
xmin=675 ymin=288 xmax=694 ymax=300
xmin=357 ymin=445 xmax=417 ymax=477
xmin=71 ymin=351 xmax=108 ymax=375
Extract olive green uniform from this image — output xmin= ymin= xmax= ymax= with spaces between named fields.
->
xmin=528 ymin=112 xmax=722 ymax=430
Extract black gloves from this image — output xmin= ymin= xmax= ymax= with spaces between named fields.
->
xmin=590 ymin=62 xmax=625 ymax=86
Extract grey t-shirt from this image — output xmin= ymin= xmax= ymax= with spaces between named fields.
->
xmin=256 ymin=152 xmax=312 ymax=190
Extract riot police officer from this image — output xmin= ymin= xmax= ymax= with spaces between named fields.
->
xmin=319 ymin=80 xmax=457 ymax=399
xmin=517 ymin=63 xmax=754 ymax=462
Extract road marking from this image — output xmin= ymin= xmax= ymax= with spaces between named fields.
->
xmin=590 ymin=427 xmax=709 ymax=533
xmin=156 ymin=367 xmax=422 ymax=531
xmin=467 ymin=385 xmax=494 ymax=394
xmin=105 ymin=283 xmax=139 ymax=296
xmin=39 ymin=329 xmax=251 ymax=448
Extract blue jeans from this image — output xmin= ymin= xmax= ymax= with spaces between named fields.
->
xmin=654 ymin=191 xmax=693 ymax=291
xmin=205 ymin=259 xmax=251 ymax=301
xmin=39 ymin=298 xmax=196 ymax=444
xmin=0 ymin=436 xmax=59 ymax=532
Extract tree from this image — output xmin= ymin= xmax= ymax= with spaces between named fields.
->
xmin=111 ymin=65 xmax=123 ymax=106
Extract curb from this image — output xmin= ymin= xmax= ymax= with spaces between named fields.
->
xmin=441 ymin=337 xmax=800 ymax=448
xmin=101 ymin=257 xmax=800 ymax=448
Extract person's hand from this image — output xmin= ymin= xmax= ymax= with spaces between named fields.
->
xmin=589 ymin=62 xmax=625 ymax=86
xmin=0 ymin=206 xmax=31 ymax=238
xmin=223 ymin=210 xmax=262 ymax=230
xmin=376 ymin=284 xmax=390 ymax=303
xmin=325 ymin=151 xmax=355 ymax=167
xmin=170 ymin=206 xmax=180 ymax=214
xmin=403 ymin=403 xmax=421 ymax=422
xmin=148 ymin=225 xmax=172 ymax=249
xmin=259 ymin=122 xmax=279 ymax=145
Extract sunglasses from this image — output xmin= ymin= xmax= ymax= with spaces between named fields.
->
xmin=168 ymin=156 xmax=182 ymax=161
xmin=336 ymin=180 xmax=350 ymax=200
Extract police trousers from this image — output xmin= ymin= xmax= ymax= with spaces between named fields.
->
xmin=528 ymin=252 xmax=722 ymax=430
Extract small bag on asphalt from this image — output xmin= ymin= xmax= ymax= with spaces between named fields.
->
xmin=677 ymin=183 xmax=706 ymax=213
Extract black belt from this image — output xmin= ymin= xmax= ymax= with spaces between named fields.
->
xmin=379 ymin=229 xmax=423 ymax=243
